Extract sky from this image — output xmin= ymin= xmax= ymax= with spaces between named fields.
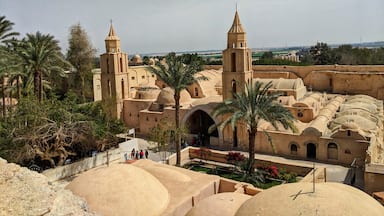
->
xmin=1 ymin=0 xmax=383 ymax=55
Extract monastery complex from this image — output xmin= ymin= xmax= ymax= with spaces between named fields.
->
xmin=93 ymin=11 xmax=384 ymax=193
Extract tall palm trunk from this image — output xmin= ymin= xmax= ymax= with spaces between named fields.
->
xmin=34 ymin=70 xmax=40 ymax=101
xmin=16 ymin=75 xmax=20 ymax=99
xmin=1 ymin=78 xmax=5 ymax=118
xmin=247 ymin=128 xmax=257 ymax=174
xmin=39 ymin=73 xmax=43 ymax=102
xmin=80 ymin=75 xmax=85 ymax=102
xmin=174 ymin=93 xmax=181 ymax=166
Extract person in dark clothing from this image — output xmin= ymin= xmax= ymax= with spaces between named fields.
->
xmin=145 ymin=149 xmax=149 ymax=159
xmin=139 ymin=150 xmax=144 ymax=159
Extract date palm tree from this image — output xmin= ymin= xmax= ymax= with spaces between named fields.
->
xmin=212 ymin=81 xmax=297 ymax=174
xmin=0 ymin=16 xmax=19 ymax=44
xmin=150 ymin=53 xmax=206 ymax=166
xmin=16 ymin=32 xmax=68 ymax=102
xmin=0 ymin=16 xmax=19 ymax=118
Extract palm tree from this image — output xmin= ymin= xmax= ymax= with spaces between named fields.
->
xmin=0 ymin=16 xmax=19 ymax=44
xmin=0 ymin=16 xmax=19 ymax=118
xmin=16 ymin=32 xmax=68 ymax=102
xmin=212 ymin=81 xmax=297 ymax=174
xmin=150 ymin=53 xmax=206 ymax=166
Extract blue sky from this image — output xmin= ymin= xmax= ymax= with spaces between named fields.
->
xmin=2 ymin=0 xmax=383 ymax=55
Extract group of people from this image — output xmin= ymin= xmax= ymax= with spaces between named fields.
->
xmin=125 ymin=148 xmax=149 ymax=160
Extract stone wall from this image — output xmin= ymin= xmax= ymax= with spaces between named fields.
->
xmin=43 ymin=139 xmax=138 ymax=181
xmin=252 ymin=65 xmax=384 ymax=99
xmin=0 ymin=158 xmax=94 ymax=215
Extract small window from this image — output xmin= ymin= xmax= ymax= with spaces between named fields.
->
xmin=142 ymin=76 xmax=145 ymax=79
xmin=194 ymin=87 xmax=199 ymax=97
xmin=155 ymin=118 xmax=158 ymax=122
xmin=297 ymin=112 xmax=304 ymax=118
xmin=345 ymin=149 xmax=351 ymax=154
xmin=152 ymin=74 xmax=155 ymax=78
xmin=347 ymin=130 xmax=351 ymax=136
xmin=129 ymin=113 xmax=132 ymax=117
xmin=240 ymin=42 xmax=243 ymax=47
xmin=131 ymin=77 xmax=135 ymax=80
xmin=146 ymin=117 xmax=149 ymax=121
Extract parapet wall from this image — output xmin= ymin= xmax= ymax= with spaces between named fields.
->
xmin=252 ymin=65 xmax=384 ymax=99
xmin=205 ymin=65 xmax=384 ymax=99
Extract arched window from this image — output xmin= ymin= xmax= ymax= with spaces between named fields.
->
xmin=120 ymin=57 xmax=123 ymax=72
xmin=106 ymin=58 xmax=109 ymax=73
xmin=290 ymin=144 xmax=298 ymax=155
xmin=121 ymin=79 xmax=125 ymax=99
xmin=347 ymin=130 xmax=351 ymax=136
xmin=231 ymin=80 xmax=237 ymax=93
xmin=107 ymin=80 xmax=112 ymax=97
xmin=231 ymin=53 xmax=236 ymax=72
xmin=327 ymin=143 xmax=338 ymax=160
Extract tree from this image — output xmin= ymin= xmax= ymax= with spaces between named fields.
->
xmin=0 ymin=16 xmax=19 ymax=118
xmin=0 ymin=16 xmax=19 ymax=44
xmin=16 ymin=32 xmax=68 ymax=101
xmin=149 ymin=53 xmax=207 ymax=166
xmin=212 ymin=81 xmax=296 ymax=174
xmin=66 ymin=24 xmax=96 ymax=102
xmin=309 ymin=42 xmax=339 ymax=65
xmin=260 ymin=51 xmax=273 ymax=60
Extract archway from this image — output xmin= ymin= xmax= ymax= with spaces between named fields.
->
xmin=306 ymin=143 xmax=316 ymax=159
xmin=185 ymin=110 xmax=218 ymax=146
xmin=290 ymin=144 xmax=298 ymax=155
xmin=327 ymin=143 xmax=338 ymax=160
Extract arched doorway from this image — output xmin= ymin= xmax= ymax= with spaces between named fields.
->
xmin=327 ymin=143 xmax=338 ymax=160
xmin=290 ymin=144 xmax=298 ymax=155
xmin=185 ymin=110 xmax=218 ymax=146
xmin=306 ymin=143 xmax=316 ymax=159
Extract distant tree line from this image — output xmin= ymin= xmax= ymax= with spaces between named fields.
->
xmin=300 ymin=42 xmax=384 ymax=65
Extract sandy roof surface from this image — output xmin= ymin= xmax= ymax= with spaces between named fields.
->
xmin=66 ymin=163 xmax=169 ymax=216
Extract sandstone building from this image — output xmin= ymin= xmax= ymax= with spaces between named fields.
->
xmin=93 ymin=10 xmax=384 ymax=193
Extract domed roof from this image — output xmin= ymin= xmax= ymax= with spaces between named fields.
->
xmin=66 ymin=163 xmax=169 ymax=216
xmin=156 ymin=87 xmax=192 ymax=106
xmin=235 ymin=182 xmax=384 ymax=216
xmin=187 ymin=192 xmax=251 ymax=216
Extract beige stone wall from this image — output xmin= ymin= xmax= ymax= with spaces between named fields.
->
xmin=122 ymin=100 xmax=153 ymax=129
xmin=92 ymin=69 xmax=102 ymax=101
xmin=365 ymin=172 xmax=384 ymax=194
xmin=252 ymin=131 xmax=369 ymax=165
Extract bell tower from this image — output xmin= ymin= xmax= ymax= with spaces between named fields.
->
xmin=222 ymin=10 xmax=253 ymax=100
xmin=100 ymin=23 xmax=129 ymax=119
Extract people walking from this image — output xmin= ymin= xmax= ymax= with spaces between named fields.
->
xmin=135 ymin=151 xmax=139 ymax=159
xmin=145 ymin=149 xmax=149 ymax=159
xmin=139 ymin=150 xmax=144 ymax=159
xmin=131 ymin=148 xmax=135 ymax=159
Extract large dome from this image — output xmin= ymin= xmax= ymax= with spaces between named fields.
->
xmin=235 ymin=182 xmax=384 ymax=216
xmin=66 ymin=163 xmax=169 ymax=216
xmin=134 ymin=83 xmax=160 ymax=99
xmin=156 ymin=87 xmax=192 ymax=106
xmin=187 ymin=192 xmax=251 ymax=216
